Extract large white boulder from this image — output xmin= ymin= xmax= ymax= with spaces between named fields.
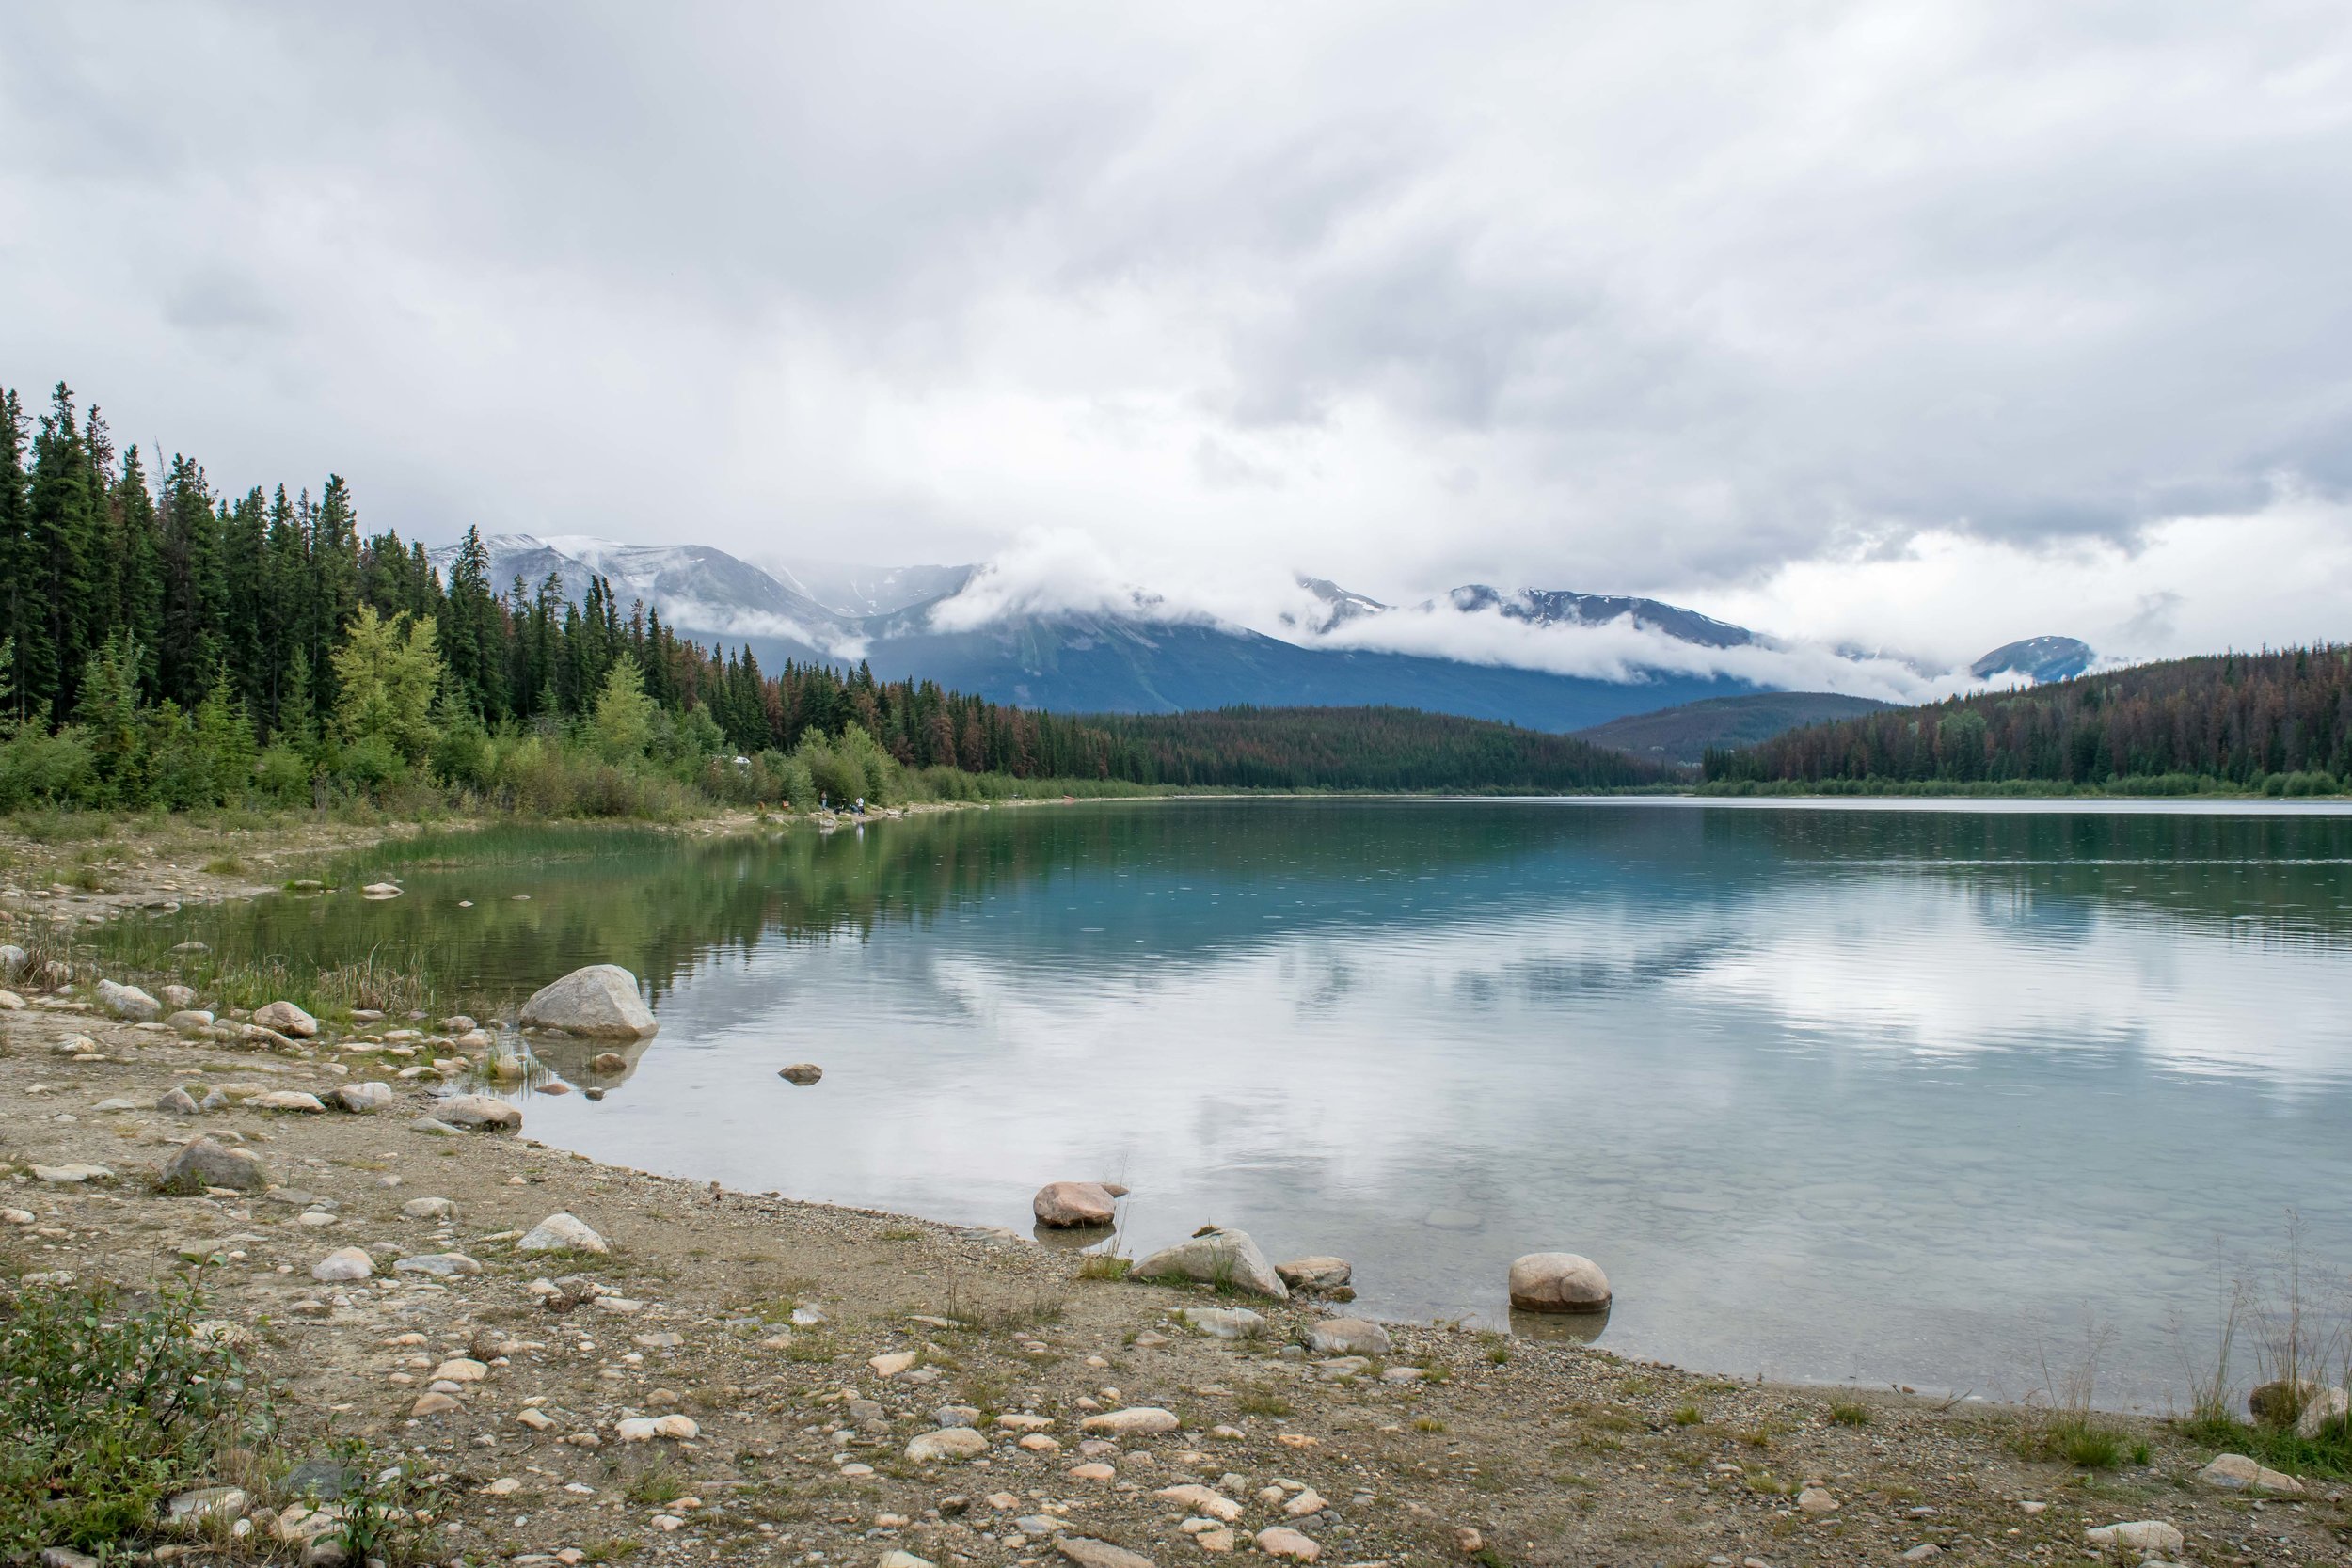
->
xmin=1507 ymin=1252 xmax=1613 ymax=1313
xmin=1133 ymin=1226 xmax=1288 ymax=1300
xmin=519 ymin=965 xmax=658 ymax=1037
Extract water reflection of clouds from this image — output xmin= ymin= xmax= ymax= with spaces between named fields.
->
xmin=514 ymin=804 xmax=2352 ymax=1409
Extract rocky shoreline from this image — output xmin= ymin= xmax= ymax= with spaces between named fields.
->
xmin=0 ymin=822 xmax=2345 ymax=1567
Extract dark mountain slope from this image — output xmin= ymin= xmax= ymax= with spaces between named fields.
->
xmin=1574 ymin=691 xmax=1893 ymax=767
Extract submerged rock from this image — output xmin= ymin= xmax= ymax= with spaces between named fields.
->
xmin=1133 ymin=1227 xmax=1289 ymax=1300
xmin=1507 ymin=1252 xmax=1612 ymax=1313
xmin=519 ymin=965 xmax=658 ymax=1037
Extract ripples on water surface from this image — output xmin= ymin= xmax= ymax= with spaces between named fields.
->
xmin=156 ymin=799 xmax=2352 ymax=1406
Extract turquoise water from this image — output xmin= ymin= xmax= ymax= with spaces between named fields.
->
xmin=156 ymin=800 xmax=2352 ymax=1406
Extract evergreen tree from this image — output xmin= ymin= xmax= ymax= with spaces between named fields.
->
xmin=0 ymin=390 xmax=27 ymax=723
xmin=24 ymin=384 xmax=103 ymax=718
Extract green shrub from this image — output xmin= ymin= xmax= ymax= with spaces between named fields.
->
xmin=0 ymin=1279 xmax=256 ymax=1554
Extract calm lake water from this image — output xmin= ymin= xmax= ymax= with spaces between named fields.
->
xmin=149 ymin=799 xmax=2352 ymax=1407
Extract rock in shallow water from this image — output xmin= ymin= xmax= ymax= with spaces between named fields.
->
xmin=1033 ymin=1180 xmax=1120 ymax=1227
xmin=778 ymin=1062 xmax=822 ymax=1085
xmin=1506 ymin=1251 xmax=1612 ymax=1313
xmin=1276 ymin=1256 xmax=1352 ymax=1291
xmin=519 ymin=965 xmax=658 ymax=1037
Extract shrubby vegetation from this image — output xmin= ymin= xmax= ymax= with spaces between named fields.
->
xmin=1704 ymin=645 xmax=2352 ymax=793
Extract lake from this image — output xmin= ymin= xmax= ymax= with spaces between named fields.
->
xmin=140 ymin=798 xmax=2352 ymax=1408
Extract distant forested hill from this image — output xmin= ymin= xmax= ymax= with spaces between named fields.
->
xmin=1574 ymin=691 xmax=1892 ymax=767
xmin=1087 ymin=705 xmax=1668 ymax=791
xmin=1704 ymin=646 xmax=2352 ymax=792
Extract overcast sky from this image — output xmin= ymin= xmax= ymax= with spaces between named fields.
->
xmin=5 ymin=2 xmax=2349 ymax=668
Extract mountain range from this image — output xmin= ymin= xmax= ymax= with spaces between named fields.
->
xmin=430 ymin=533 xmax=2090 ymax=738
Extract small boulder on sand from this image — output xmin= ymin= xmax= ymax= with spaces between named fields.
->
xmin=1304 ymin=1318 xmax=1391 ymax=1356
xmin=2198 ymin=1454 xmax=2303 ymax=1494
xmin=96 ymin=979 xmax=161 ymax=1021
xmin=311 ymin=1246 xmax=374 ymax=1282
xmin=432 ymin=1094 xmax=522 ymax=1132
xmin=1506 ymin=1252 xmax=1612 ymax=1313
xmin=332 ymin=1082 xmax=394 ymax=1113
xmin=1033 ymin=1180 xmax=1120 ymax=1227
xmin=163 ymin=1137 xmax=266 ymax=1193
xmin=1133 ymin=1226 xmax=1289 ymax=1300
xmin=252 ymin=1001 xmax=319 ymax=1038
xmin=518 ymin=965 xmax=658 ymax=1037
xmin=906 ymin=1427 xmax=989 ymax=1462
xmin=516 ymin=1212 xmax=609 ymax=1255
xmin=2084 ymin=1522 xmax=2183 ymax=1558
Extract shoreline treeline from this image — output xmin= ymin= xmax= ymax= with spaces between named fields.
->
xmin=0 ymin=380 xmax=1661 ymax=813
xmin=1704 ymin=646 xmax=2352 ymax=795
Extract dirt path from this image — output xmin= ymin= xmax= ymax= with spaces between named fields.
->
xmin=0 ymin=990 xmax=2343 ymax=1568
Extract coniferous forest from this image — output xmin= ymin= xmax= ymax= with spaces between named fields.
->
xmin=0 ymin=380 xmax=1664 ymax=813
xmin=1703 ymin=645 xmax=2352 ymax=793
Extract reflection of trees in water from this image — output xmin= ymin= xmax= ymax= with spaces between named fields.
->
xmin=119 ymin=804 xmax=2352 ymax=1018
xmin=1722 ymin=809 xmax=2352 ymax=949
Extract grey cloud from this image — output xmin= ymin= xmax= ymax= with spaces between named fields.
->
xmin=3 ymin=2 xmax=2350 ymax=610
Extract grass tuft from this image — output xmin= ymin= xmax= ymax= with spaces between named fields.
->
xmin=1828 ymin=1402 xmax=1871 ymax=1427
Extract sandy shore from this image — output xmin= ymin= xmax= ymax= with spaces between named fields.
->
xmin=0 ymin=820 xmax=2344 ymax=1567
